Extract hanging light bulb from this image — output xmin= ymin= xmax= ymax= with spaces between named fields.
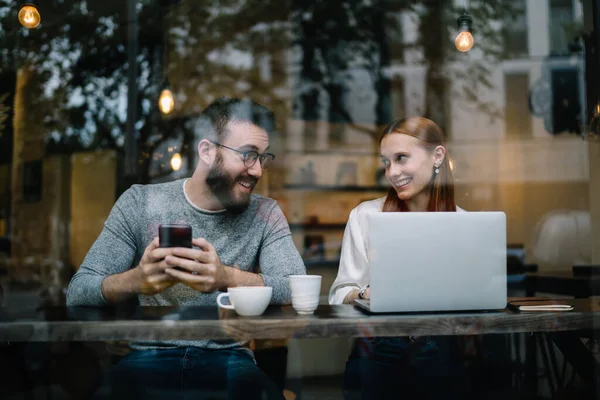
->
xmin=455 ymin=31 xmax=474 ymax=52
xmin=455 ymin=11 xmax=474 ymax=52
xmin=170 ymin=153 xmax=182 ymax=171
xmin=18 ymin=3 xmax=41 ymax=29
xmin=159 ymin=88 xmax=174 ymax=114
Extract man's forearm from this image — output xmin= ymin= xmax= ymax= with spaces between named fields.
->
xmin=223 ymin=265 xmax=264 ymax=289
xmin=101 ymin=268 xmax=140 ymax=304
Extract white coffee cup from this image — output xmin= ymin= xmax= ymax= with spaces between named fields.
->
xmin=216 ymin=286 xmax=273 ymax=317
xmin=289 ymin=275 xmax=322 ymax=314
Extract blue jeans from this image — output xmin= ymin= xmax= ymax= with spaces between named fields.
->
xmin=110 ymin=347 xmax=285 ymax=400
xmin=343 ymin=336 xmax=469 ymax=400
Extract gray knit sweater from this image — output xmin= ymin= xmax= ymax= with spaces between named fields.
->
xmin=67 ymin=178 xmax=306 ymax=350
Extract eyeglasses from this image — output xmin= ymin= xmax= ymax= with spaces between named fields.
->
xmin=208 ymin=141 xmax=276 ymax=169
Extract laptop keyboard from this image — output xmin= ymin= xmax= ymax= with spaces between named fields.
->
xmin=354 ymin=298 xmax=370 ymax=308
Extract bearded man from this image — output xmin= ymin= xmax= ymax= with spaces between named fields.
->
xmin=67 ymin=97 xmax=305 ymax=400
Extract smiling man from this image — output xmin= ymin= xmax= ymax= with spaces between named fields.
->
xmin=66 ymin=97 xmax=305 ymax=400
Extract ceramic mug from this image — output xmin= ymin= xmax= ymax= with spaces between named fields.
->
xmin=216 ymin=286 xmax=273 ymax=316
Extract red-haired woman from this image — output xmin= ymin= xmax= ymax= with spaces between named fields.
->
xmin=330 ymin=117 xmax=467 ymax=399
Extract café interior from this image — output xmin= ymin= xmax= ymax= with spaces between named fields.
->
xmin=1 ymin=0 xmax=600 ymax=399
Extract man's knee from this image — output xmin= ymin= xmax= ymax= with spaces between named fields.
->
xmin=226 ymin=362 xmax=284 ymax=400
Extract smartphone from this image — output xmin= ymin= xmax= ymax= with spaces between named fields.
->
xmin=158 ymin=224 xmax=192 ymax=248
xmin=159 ymin=224 xmax=192 ymax=273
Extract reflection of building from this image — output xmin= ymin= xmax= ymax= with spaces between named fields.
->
xmin=278 ymin=0 xmax=589 ymax=267
xmin=0 ymin=0 xmax=593 ymax=282
xmin=0 ymin=67 xmax=119 ymax=284
xmin=1 ymin=65 xmax=199 ymax=282
xmin=0 ymin=71 xmax=15 ymax=260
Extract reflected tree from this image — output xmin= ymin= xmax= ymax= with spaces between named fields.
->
xmin=0 ymin=93 xmax=8 ymax=133
xmin=292 ymin=0 xmax=523 ymax=139
xmin=0 ymin=89 xmax=11 ymax=164
xmin=0 ymin=0 xmax=292 ymax=185
xmin=0 ymin=0 xmax=524 ymax=185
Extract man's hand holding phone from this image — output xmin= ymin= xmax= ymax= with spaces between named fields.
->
xmin=101 ymin=224 xmax=262 ymax=303
xmin=157 ymin=224 xmax=230 ymax=293
xmin=133 ymin=237 xmax=178 ymax=295
xmin=164 ymin=238 xmax=230 ymax=293
xmin=131 ymin=223 xmax=194 ymax=295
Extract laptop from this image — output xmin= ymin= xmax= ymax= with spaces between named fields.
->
xmin=354 ymin=212 xmax=507 ymax=313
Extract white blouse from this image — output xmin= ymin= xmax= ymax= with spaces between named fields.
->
xmin=328 ymin=197 xmax=465 ymax=305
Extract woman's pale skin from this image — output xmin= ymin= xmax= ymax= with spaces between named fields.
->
xmin=343 ymin=134 xmax=446 ymax=303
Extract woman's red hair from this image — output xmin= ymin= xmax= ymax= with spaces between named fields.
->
xmin=379 ymin=117 xmax=456 ymax=212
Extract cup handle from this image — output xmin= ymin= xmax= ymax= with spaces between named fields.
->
xmin=216 ymin=293 xmax=234 ymax=309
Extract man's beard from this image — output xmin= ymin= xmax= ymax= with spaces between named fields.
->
xmin=205 ymin=152 xmax=257 ymax=214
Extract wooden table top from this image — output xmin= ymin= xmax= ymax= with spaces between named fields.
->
xmin=0 ymin=298 xmax=598 ymax=342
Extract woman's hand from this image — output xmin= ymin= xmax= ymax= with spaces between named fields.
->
xmin=344 ymin=286 xmax=370 ymax=304
xmin=362 ymin=287 xmax=371 ymax=299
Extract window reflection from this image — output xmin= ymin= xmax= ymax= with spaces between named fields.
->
xmin=0 ymin=0 xmax=598 ymax=399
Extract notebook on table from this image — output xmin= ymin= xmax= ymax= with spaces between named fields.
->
xmin=507 ymin=298 xmax=574 ymax=312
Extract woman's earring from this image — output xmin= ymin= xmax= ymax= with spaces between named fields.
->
xmin=434 ymin=164 xmax=440 ymax=174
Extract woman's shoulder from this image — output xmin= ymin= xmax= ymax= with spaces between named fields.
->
xmin=353 ymin=196 xmax=385 ymax=215
xmin=349 ymin=199 xmax=465 ymax=214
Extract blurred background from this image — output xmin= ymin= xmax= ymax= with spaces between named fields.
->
xmin=0 ymin=0 xmax=599 ymax=398
xmin=0 ymin=0 xmax=597 ymax=294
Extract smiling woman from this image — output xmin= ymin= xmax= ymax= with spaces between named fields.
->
xmin=328 ymin=117 xmax=465 ymax=399
xmin=379 ymin=117 xmax=455 ymax=213
xmin=329 ymin=117 xmax=458 ymax=307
